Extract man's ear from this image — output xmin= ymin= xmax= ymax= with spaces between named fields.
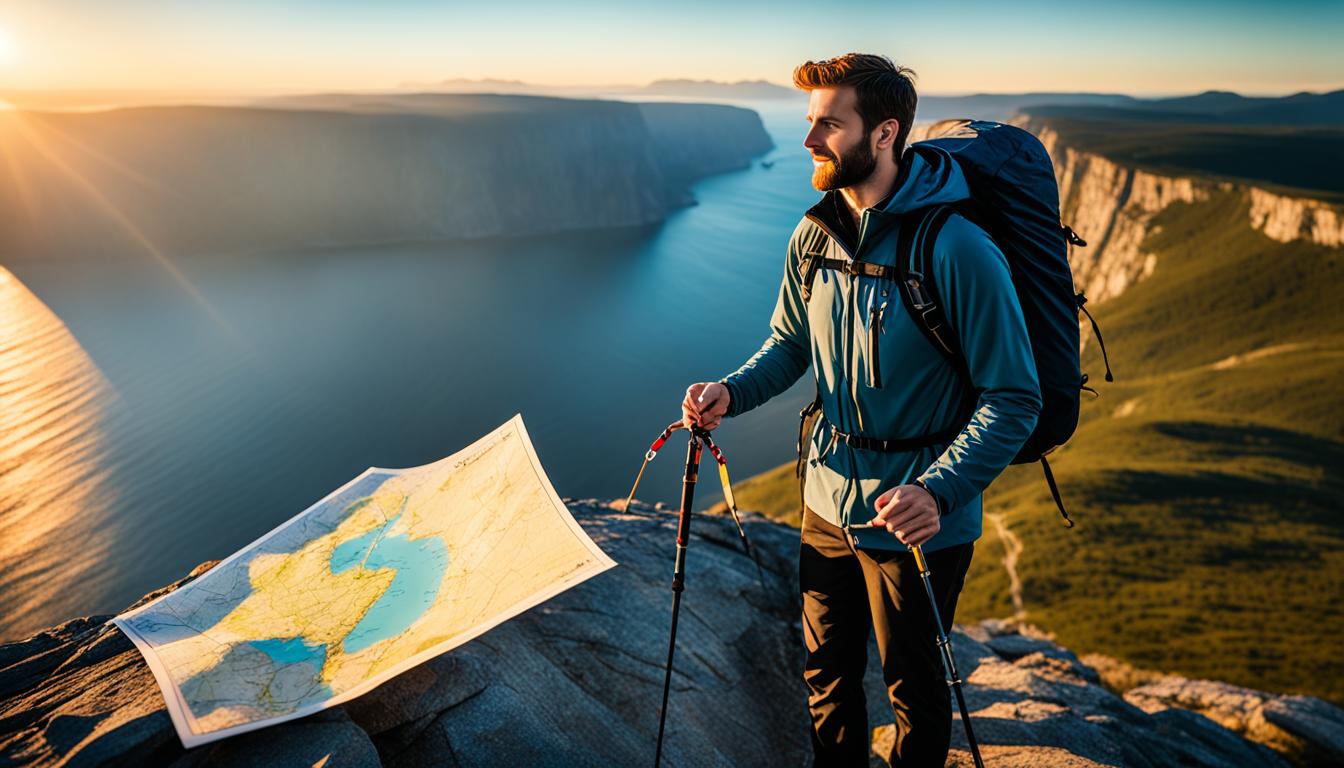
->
xmin=874 ymin=118 xmax=900 ymax=151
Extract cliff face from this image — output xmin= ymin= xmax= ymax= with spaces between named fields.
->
xmin=1017 ymin=117 xmax=1344 ymax=307
xmin=2 ymin=502 xmax=1340 ymax=767
xmin=0 ymin=96 xmax=772 ymax=260
xmin=636 ymin=102 xmax=774 ymax=186
xmin=1248 ymin=187 xmax=1344 ymax=248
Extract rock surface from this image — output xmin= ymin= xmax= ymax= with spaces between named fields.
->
xmin=891 ymin=619 xmax=1289 ymax=768
xmin=0 ymin=501 xmax=809 ymax=767
xmin=2 ymin=502 xmax=1340 ymax=767
xmin=1123 ymin=672 xmax=1344 ymax=765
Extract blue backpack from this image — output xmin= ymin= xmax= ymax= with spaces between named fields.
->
xmin=797 ymin=119 xmax=1113 ymax=526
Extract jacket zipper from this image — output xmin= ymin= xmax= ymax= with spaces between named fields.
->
xmin=846 ymin=281 xmax=862 ymax=432
xmin=867 ymin=299 xmax=886 ymax=389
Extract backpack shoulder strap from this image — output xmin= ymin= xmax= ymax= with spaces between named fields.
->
xmin=897 ymin=204 xmax=985 ymax=434
xmin=896 ymin=205 xmax=969 ymax=380
xmin=796 ymin=227 xmax=831 ymax=303
xmin=798 ymin=246 xmax=824 ymax=303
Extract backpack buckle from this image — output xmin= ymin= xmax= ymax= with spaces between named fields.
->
xmin=1062 ymin=224 xmax=1088 ymax=247
xmin=799 ymin=251 xmax=824 ymax=302
xmin=906 ymin=278 xmax=934 ymax=310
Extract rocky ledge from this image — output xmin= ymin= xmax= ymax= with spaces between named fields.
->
xmin=1 ymin=501 xmax=1340 ymax=767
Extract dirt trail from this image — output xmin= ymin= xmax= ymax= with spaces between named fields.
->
xmin=986 ymin=512 xmax=1026 ymax=619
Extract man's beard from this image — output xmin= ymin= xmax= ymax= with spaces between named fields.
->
xmin=811 ymin=136 xmax=877 ymax=192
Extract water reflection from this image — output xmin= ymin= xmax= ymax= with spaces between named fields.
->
xmin=0 ymin=267 xmax=120 ymax=639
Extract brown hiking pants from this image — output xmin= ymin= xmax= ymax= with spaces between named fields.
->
xmin=800 ymin=507 xmax=974 ymax=767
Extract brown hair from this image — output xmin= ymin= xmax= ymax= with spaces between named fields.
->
xmin=793 ymin=53 xmax=918 ymax=151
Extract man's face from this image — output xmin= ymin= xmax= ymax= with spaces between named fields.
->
xmin=803 ymin=86 xmax=877 ymax=192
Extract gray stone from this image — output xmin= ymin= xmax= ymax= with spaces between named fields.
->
xmin=0 ymin=501 xmax=1321 ymax=768
xmin=0 ymin=502 xmax=811 ymax=767
xmin=1126 ymin=673 xmax=1344 ymax=762
xmin=166 ymin=709 xmax=380 ymax=768
xmin=366 ymin=504 xmax=812 ymax=767
xmin=1262 ymin=695 xmax=1344 ymax=763
xmin=870 ymin=622 xmax=1289 ymax=768
xmin=977 ymin=621 xmax=1101 ymax=685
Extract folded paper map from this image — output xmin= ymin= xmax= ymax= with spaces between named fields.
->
xmin=115 ymin=414 xmax=617 ymax=747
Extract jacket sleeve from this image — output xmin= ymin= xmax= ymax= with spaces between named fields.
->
xmin=917 ymin=214 xmax=1042 ymax=513
xmin=720 ymin=235 xmax=812 ymax=417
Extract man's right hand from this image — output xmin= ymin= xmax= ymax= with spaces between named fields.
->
xmin=682 ymin=382 xmax=730 ymax=432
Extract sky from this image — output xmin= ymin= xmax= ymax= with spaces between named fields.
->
xmin=0 ymin=0 xmax=1340 ymax=97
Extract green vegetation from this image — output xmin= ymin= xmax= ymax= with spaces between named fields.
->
xmin=719 ymin=190 xmax=1344 ymax=704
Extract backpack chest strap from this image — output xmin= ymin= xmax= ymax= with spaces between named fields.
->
xmin=816 ymin=258 xmax=900 ymax=280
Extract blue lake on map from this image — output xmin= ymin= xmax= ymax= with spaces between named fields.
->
xmin=330 ymin=513 xmax=451 ymax=653
xmin=248 ymin=637 xmax=328 ymax=669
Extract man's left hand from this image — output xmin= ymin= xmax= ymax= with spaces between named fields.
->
xmin=870 ymin=484 xmax=940 ymax=546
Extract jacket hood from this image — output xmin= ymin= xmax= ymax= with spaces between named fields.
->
xmin=878 ymin=144 xmax=969 ymax=215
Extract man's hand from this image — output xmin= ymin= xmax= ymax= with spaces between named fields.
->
xmin=682 ymin=382 xmax=730 ymax=431
xmin=870 ymin=484 xmax=940 ymax=546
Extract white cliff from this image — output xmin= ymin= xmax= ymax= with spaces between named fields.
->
xmin=1022 ymin=119 xmax=1344 ymax=308
xmin=1248 ymin=187 xmax=1344 ymax=248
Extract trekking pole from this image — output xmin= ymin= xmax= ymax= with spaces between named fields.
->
xmin=627 ymin=421 xmax=765 ymax=766
xmin=843 ymin=523 xmax=986 ymax=765
xmin=911 ymin=543 xmax=986 ymax=768
xmin=625 ymin=423 xmax=766 ymax=588
xmin=699 ymin=432 xmax=767 ymax=588
xmin=653 ymin=426 xmax=701 ymax=767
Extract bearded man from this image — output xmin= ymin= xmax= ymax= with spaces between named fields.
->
xmin=681 ymin=53 xmax=1042 ymax=766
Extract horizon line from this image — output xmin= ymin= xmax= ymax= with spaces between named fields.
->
xmin=2 ymin=81 xmax=1342 ymax=102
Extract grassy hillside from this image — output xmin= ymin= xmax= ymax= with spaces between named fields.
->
xmin=717 ymin=189 xmax=1344 ymax=704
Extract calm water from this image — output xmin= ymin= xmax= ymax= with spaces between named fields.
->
xmin=0 ymin=105 xmax=821 ymax=640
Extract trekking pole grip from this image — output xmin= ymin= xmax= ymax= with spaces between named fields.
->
xmin=671 ymin=432 xmax=700 ymax=591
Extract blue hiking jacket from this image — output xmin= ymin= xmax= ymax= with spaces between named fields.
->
xmin=720 ymin=147 xmax=1042 ymax=552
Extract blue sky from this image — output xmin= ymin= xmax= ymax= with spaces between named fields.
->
xmin=1 ymin=0 xmax=1340 ymax=95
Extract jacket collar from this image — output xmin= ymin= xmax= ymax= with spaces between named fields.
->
xmin=803 ymin=170 xmax=903 ymax=257
xmin=803 ymin=146 xmax=971 ymax=257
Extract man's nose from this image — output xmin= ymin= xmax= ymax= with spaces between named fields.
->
xmin=803 ymin=125 xmax=823 ymax=150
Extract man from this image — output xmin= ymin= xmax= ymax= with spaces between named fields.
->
xmin=682 ymin=53 xmax=1042 ymax=766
